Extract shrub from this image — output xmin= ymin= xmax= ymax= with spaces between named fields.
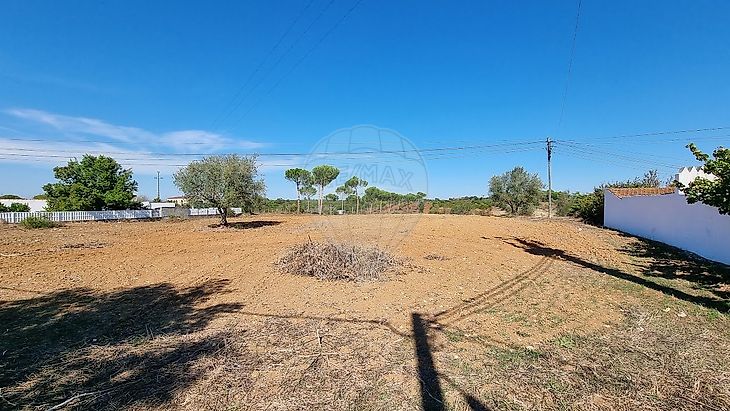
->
xmin=9 ymin=203 xmax=30 ymax=212
xmin=568 ymin=170 xmax=666 ymax=225
xmin=277 ymin=241 xmax=400 ymax=282
xmin=20 ymin=216 xmax=61 ymax=229
xmin=569 ymin=189 xmax=604 ymax=225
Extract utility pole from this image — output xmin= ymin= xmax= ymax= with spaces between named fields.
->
xmin=154 ymin=171 xmax=163 ymax=201
xmin=546 ymin=137 xmax=553 ymax=219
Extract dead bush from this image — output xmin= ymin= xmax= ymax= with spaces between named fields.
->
xmin=277 ymin=241 xmax=400 ymax=282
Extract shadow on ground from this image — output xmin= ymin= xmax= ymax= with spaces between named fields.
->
xmin=621 ymin=238 xmax=730 ymax=300
xmin=0 ymin=279 xmax=242 ymax=409
xmin=500 ymin=237 xmax=729 ymax=312
xmin=208 ymin=220 xmax=282 ymax=229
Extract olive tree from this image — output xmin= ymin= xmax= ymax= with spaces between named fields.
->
xmin=311 ymin=165 xmax=340 ymax=215
xmin=678 ymin=143 xmax=729 ymax=214
xmin=345 ymin=176 xmax=368 ymax=214
xmin=489 ymin=166 xmax=543 ymax=215
xmin=284 ymin=168 xmax=312 ymax=214
xmin=173 ymin=155 xmax=265 ymax=226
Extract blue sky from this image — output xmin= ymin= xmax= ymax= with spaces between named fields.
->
xmin=1 ymin=0 xmax=729 ymax=200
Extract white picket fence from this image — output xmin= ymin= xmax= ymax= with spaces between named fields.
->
xmin=187 ymin=207 xmax=242 ymax=216
xmin=188 ymin=208 xmax=221 ymax=216
xmin=0 ymin=207 xmax=243 ymax=223
xmin=0 ymin=210 xmax=155 ymax=224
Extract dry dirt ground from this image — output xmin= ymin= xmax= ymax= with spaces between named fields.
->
xmin=1 ymin=214 xmax=728 ymax=410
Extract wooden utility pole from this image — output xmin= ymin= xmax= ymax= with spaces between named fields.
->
xmin=546 ymin=137 xmax=553 ymax=218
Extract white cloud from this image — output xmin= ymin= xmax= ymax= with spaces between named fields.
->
xmin=1 ymin=108 xmax=266 ymax=175
xmin=6 ymin=108 xmax=153 ymax=143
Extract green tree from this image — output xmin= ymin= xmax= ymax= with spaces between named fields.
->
xmin=173 ymin=155 xmax=265 ymax=226
xmin=489 ymin=167 xmax=543 ymax=215
xmin=335 ymin=185 xmax=352 ymax=212
xmin=284 ymin=168 xmax=312 ymax=214
xmin=324 ymin=193 xmax=339 ymax=214
xmin=0 ymin=194 xmax=22 ymax=199
xmin=311 ymin=165 xmax=340 ymax=215
xmin=42 ymin=155 xmax=140 ymax=211
xmin=32 ymin=194 xmax=48 ymax=200
xmin=300 ymin=185 xmax=317 ymax=213
xmin=678 ymin=143 xmax=729 ymax=214
xmin=9 ymin=203 xmax=31 ymax=212
xmin=641 ymin=169 xmax=661 ymax=188
xmin=344 ymin=176 xmax=368 ymax=214
xmin=570 ymin=169 xmax=666 ymax=225
xmin=569 ymin=189 xmax=605 ymax=225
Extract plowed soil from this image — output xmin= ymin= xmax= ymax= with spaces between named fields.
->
xmin=1 ymin=214 xmax=728 ymax=410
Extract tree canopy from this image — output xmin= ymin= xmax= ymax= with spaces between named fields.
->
xmin=489 ymin=166 xmax=543 ymax=215
xmin=300 ymin=185 xmax=317 ymax=213
xmin=173 ymin=155 xmax=265 ymax=225
xmin=344 ymin=176 xmax=368 ymax=214
xmin=42 ymin=155 xmax=140 ymax=211
xmin=679 ymin=143 xmax=729 ymax=214
xmin=311 ymin=165 xmax=340 ymax=214
xmin=284 ymin=168 xmax=312 ymax=214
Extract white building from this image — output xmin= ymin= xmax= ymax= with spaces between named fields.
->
xmin=166 ymin=196 xmax=188 ymax=206
xmin=675 ymin=166 xmax=717 ymax=187
xmin=603 ymin=167 xmax=729 ymax=265
xmin=0 ymin=199 xmax=47 ymax=212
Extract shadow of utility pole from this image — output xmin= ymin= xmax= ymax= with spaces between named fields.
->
xmin=412 ymin=313 xmax=492 ymax=411
xmin=411 ymin=313 xmax=445 ymax=410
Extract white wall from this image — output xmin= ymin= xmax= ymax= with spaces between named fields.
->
xmin=0 ymin=199 xmax=47 ymax=212
xmin=604 ymin=190 xmax=730 ymax=265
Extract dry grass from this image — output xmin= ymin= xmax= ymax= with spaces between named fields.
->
xmin=435 ymin=305 xmax=730 ymax=410
xmin=423 ymin=253 xmax=449 ymax=261
xmin=2 ymin=215 xmax=729 ymax=410
xmin=276 ymin=241 xmax=402 ymax=282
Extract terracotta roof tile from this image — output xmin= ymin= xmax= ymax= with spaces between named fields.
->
xmin=607 ymin=187 xmax=676 ymax=199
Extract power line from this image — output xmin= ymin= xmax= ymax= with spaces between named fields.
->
xmin=230 ymin=0 xmax=364 ymax=125
xmin=0 ymin=139 xmax=545 ymax=159
xmin=554 ymin=144 xmax=682 ymax=171
xmin=3 ymin=124 xmax=725 ymax=148
xmin=209 ymin=0 xmax=317 ymax=130
xmin=0 ymin=145 xmax=544 ymax=168
xmin=555 ymin=147 xmax=675 ymax=172
xmin=555 ymin=142 xmax=684 ymax=169
xmin=559 ymin=126 xmax=730 ymax=142
xmin=214 ymin=0 xmax=338 ymax=129
xmin=556 ymin=0 xmax=582 ymax=130
xmin=556 ymin=140 xmax=689 ymax=163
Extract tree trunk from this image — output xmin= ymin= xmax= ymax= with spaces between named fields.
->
xmin=296 ymin=185 xmax=301 ymax=214
xmin=219 ymin=207 xmax=228 ymax=226
xmin=318 ymin=185 xmax=323 ymax=215
xmin=356 ymin=190 xmax=360 ymax=214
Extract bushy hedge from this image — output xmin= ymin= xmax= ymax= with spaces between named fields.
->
xmin=428 ymin=197 xmax=493 ymax=215
xmin=0 ymin=202 xmax=31 ymax=212
xmin=20 ymin=216 xmax=60 ymax=229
